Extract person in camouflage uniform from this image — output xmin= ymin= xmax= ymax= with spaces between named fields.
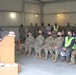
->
xmin=20 ymin=31 xmax=34 ymax=56
xmin=34 ymin=30 xmax=44 ymax=58
xmin=28 ymin=23 xmax=34 ymax=37
xmin=52 ymin=30 xmax=58 ymax=39
xmin=70 ymin=35 xmax=76 ymax=64
xmin=18 ymin=24 xmax=25 ymax=43
xmin=34 ymin=23 xmax=39 ymax=38
xmin=42 ymin=31 xmax=54 ymax=60
xmin=39 ymin=23 xmax=45 ymax=37
xmin=70 ymin=50 xmax=76 ymax=64
xmin=53 ymin=31 xmax=64 ymax=62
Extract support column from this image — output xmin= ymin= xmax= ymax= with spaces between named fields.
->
xmin=34 ymin=0 xmax=44 ymax=25
xmin=40 ymin=4 xmax=44 ymax=25
xmin=22 ymin=0 xmax=25 ymax=26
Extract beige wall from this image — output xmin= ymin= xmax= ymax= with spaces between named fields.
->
xmin=0 ymin=12 xmax=23 ymax=26
xmin=0 ymin=0 xmax=41 ymax=40
xmin=43 ymin=13 xmax=76 ymax=26
xmin=0 ymin=0 xmax=22 ymax=11
xmin=0 ymin=0 xmax=23 ymax=26
xmin=43 ymin=1 xmax=76 ymax=26
xmin=25 ymin=14 xmax=40 ymax=26
xmin=24 ymin=3 xmax=40 ymax=26
xmin=0 ymin=0 xmax=41 ymax=26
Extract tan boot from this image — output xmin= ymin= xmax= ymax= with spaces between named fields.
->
xmin=53 ymin=55 xmax=58 ymax=62
xmin=44 ymin=55 xmax=48 ymax=60
xmin=27 ymin=52 xmax=30 ymax=57
xmin=70 ymin=57 xmax=75 ymax=64
xmin=38 ymin=53 xmax=42 ymax=59
xmin=51 ymin=55 xmax=55 ymax=60
xmin=35 ymin=53 xmax=38 ymax=58
xmin=50 ymin=51 xmax=55 ymax=60
xmin=53 ymin=57 xmax=57 ymax=63
xmin=51 ymin=54 xmax=55 ymax=60
xmin=70 ymin=61 xmax=75 ymax=65
xmin=38 ymin=56 xmax=42 ymax=59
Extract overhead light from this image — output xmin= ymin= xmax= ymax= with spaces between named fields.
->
xmin=36 ymin=15 xmax=38 ymax=17
xmin=10 ymin=12 xmax=16 ymax=19
xmin=57 ymin=15 xmax=60 ymax=17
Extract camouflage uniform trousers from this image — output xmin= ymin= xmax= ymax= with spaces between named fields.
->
xmin=71 ymin=50 xmax=76 ymax=63
xmin=20 ymin=43 xmax=34 ymax=55
xmin=42 ymin=45 xmax=54 ymax=59
xmin=34 ymin=44 xmax=43 ymax=57
xmin=19 ymin=34 xmax=25 ymax=43
xmin=20 ymin=43 xmax=25 ymax=53
xmin=53 ymin=47 xmax=61 ymax=61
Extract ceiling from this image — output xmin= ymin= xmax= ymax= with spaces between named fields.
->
xmin=39 ymin=0 xmax=76 ymax=3
xmin=24 ymin=0 xmax=76 ymax=4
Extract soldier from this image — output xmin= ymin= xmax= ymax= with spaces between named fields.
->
xmin=28 ymin=23 xmax=34 ymax=37
xmin=39 ymin=22 xmax=45 ymax=37
xmin=52 ymin=30 xmax=57 ymax=39
xmin=43 ymin=31 xmax=54 ymax=60
xmin=53 ymin=31 xmax=64 ymax=62
xmin=70 ymin=50 xmax=76 ymax=64
xmin=45 ymin=24 xmax=51 ymax=38
xmin=70 ymin=36 xmax=76 ymax=64
xmin=34 ymin=30 xmax=44 ymax=58
xmin=20 ymin=31 xmax=34 ymax=56
xmin=18 ymin=24 xmax=25 ymax=43
xmin=34 ymin=23 xmax=39 ymax=38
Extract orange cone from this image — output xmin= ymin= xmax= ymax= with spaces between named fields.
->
xmin=18 ymin=40 xmax=20 ymax=51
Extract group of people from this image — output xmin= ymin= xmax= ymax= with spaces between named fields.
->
xmin=18 ymin=23 xmax=60 ymax=41
xmin=19 ymin=23 xmax=76 ymax=65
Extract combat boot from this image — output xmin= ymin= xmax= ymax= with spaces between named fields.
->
xmin=70 ymin=61 xmax=75 ymax=65
xmin=35 ymin=53 xmax=38 ymax=58
xmin=38 ymin=53 xmax=42 ymax=59
xmin=50 ymin=51 xmax=55 ymax=60
xmin=38 ymin=56 xmax=42 ymax=59
xmin=27 ymin=52 xmax=31 ymax=57
xmin=51 ymin=53 xmax=55 ymax=60
xmin=70 ymin=56 xmax=75 ymax=64
xmin=53 ymin=57 xmax=57 ymax=63
xmin=44 ymin=55 xmax=48 ymax=60
xmin=51 ymin=55 xmax=55 ymax=60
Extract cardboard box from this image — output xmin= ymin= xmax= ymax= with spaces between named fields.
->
xmin=0 ymin=64 xmax=18 ymax=75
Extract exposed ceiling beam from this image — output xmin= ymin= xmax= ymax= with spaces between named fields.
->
xmin=25 ymin=1 xmax=40 ymax=5
xmin=43 ymin=0 xmax=76 ymax=4
xmin=43 ymin=12 xmax=76 ymax=15
xmin=38 ymin=0 xmax=44 ymax=3
xmin=34 ymin=0 xmax=44 ymax=5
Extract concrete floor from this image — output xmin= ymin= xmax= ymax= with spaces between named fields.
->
xmin=16 ymin=53 xmax=76 ymax=75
